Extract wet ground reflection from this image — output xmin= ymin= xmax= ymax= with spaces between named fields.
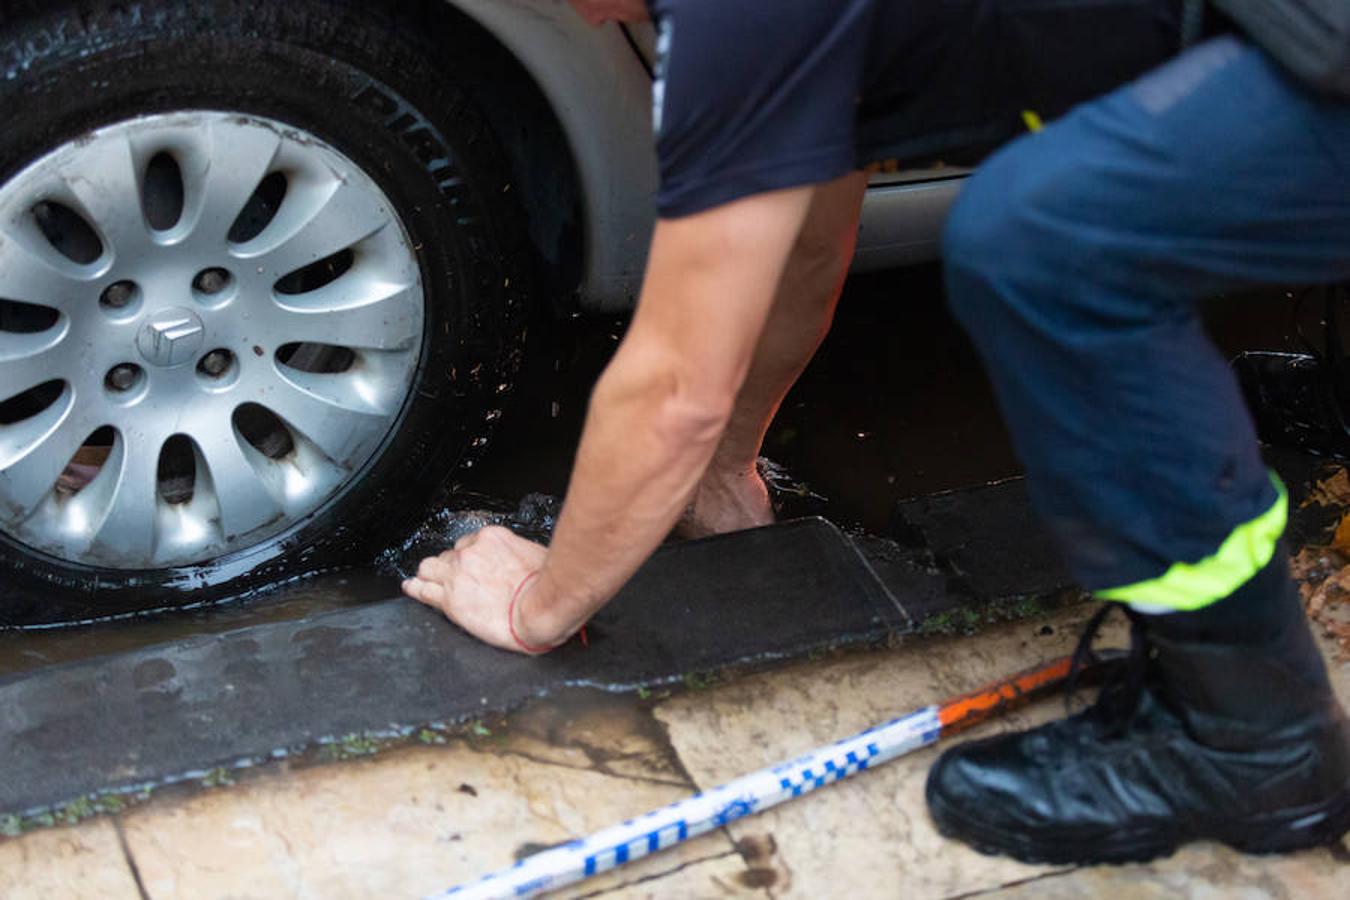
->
xmin=0 ymin=571 xmax=391 ymax=678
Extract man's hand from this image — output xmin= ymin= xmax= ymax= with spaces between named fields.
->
xmin=403 ymin=186 xmax=817 ymax=655
xmin=401 ymin=526 xmax=555 ymax=654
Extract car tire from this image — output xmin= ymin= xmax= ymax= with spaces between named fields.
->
xmin=0 ymin=0 xmax=531 ymax=625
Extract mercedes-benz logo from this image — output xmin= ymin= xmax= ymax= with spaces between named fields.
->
xmin=136 ymin=308 xmax=206 ymax=368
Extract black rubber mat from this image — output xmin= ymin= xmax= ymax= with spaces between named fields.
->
xmin=0 ymin=517 xmax=908 ymax=817
xmin=892 ymin=478 xmax=1070 ymax=603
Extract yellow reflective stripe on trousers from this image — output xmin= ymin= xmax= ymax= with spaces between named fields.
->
xmin=1095 ymin=476 xmax=1288 ymax=612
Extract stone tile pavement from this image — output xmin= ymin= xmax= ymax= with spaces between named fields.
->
xmin=3 ymin=605 xmax=1347 ymax=899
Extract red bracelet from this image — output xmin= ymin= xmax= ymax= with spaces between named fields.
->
xmin=508 ymin=571 xmax=556 ymax=654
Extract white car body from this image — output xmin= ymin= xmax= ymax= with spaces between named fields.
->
xmin=448 ymin=0 xmax=961 ymax=312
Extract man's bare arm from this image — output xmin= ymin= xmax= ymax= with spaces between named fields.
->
xmin=402 ymin=186 xmax=815 ymax=651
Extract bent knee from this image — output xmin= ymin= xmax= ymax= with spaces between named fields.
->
xmin=943 ymin=127 xmax=1118 ymax=317
xmin=944 ymin=140 xmax=1054 ymax=275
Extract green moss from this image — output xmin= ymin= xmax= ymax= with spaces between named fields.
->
xmin=318 ymin=734 xmax=394 ymax=761
xmin=469 ymin=721 xmax=493 ymax=738
xmin=312 ymin=731 xmax=394 ymax=761
xmin=917 ymin=608 xmax=969 ymax=636
xmin=201 ymin=767 xmax=235 ymax=788
xmin=96 ymin=795 xmax=126 ymax=815
xmin=635 ymin=686 xmax=652 ymax=700
xmin=680 ymin=671 xmax=723 ymax=696
xmin=917 ymin=595 xmax=1062 ymax=636
xmin=54 ymin=797 xmax=95 ymax=826
xmin=2 ymin=786 xmax=161 ymax=838
xmin=417 ymin=728 xmax=446 ymax=745
xmin=340 ymin=733 xmax=383 ymax=756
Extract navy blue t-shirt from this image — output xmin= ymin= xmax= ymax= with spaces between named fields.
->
xmin=647 ymin=0 xmax=1184 ymax=218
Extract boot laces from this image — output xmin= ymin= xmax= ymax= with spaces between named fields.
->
xmin=1065 ymin=604 xmax=1149 ymax=737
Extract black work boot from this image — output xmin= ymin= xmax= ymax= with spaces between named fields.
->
xmin=925 ymin=556 xmax=1350 ymax=864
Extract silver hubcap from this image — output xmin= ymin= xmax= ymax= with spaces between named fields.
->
xmin=0 ymin=112 xmax=425 ymax=569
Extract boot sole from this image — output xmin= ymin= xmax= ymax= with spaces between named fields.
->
xmin=927 ymin=784 xmax=1350 ymax=865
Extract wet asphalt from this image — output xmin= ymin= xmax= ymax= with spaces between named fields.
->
xmin=0 ymin=264 xmax=1300 ymax=677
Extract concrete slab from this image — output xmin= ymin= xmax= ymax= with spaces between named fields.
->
xmin=652 ymin=609 xmax=1110 ymax=899
xmin=5 ymin=685 xmax=767 ymax=899
xmin=655 ymin=606 xmax=1350 ymax=900
xmin=0 ymin=518 xmax=903 ymax=818
xmin=4 ymin=605 xmax=1346 ymax=898
xmin=976 ymin=840 xmax=1350 ymax=899
xmin=0 ymin=818 xmax=142 ymax=899
xmin=117 ymin=741 xmax=760 ymax=900
xmin=892 ymin=478 xmax=1071 ymax=604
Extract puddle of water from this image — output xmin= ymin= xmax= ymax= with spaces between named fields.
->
xmin=0 ymin=267 xmax=1300 ymax=678
xmin=0 ymin=571 xmax=392 ymax=679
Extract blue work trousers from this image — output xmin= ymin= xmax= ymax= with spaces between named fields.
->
xmin=944 ymin=37 xmax=1350 ymax=593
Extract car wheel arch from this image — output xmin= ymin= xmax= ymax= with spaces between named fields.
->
xmin=435 ymin=0 xmax=658 ymax=313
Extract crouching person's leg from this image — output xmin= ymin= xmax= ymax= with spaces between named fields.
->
xmin=930 ymin=37 xmax=1350 ymax=863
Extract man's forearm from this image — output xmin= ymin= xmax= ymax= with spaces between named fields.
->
xmin=520 ymin=350 xmax=731 ymax=642
xmin=515 ymin=189 xmax=816 ymax=646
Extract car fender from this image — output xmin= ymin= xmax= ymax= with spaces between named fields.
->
xmin=444 ymin=0 xmax=657 ymax=312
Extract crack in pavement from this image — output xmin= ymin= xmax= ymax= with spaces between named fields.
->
xmin=488 ymin=745 xmax=694 ymax=789
xmin=113 ymin=818 xmax=151 ymax=900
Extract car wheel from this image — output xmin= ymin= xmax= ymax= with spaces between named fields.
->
xmin=0 ymin=0 xmax=530 ymax=625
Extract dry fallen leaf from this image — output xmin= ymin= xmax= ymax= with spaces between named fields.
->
xmin=1291 ymin=547 xmax=1346 ymax=602
xmin=1321 ymin=614 xmax=1350 ymax=657
xmin=1304 ymin=467 xmax=1350 ymax=508
xmin=1290 ymin=545 xmax=1350 ymax=659
xmin=1309 ymin=566 xmax=1350 ymax=616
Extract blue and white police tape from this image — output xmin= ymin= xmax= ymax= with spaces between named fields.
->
xmin=429 ymin=655 xmax=1073 ymax=900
